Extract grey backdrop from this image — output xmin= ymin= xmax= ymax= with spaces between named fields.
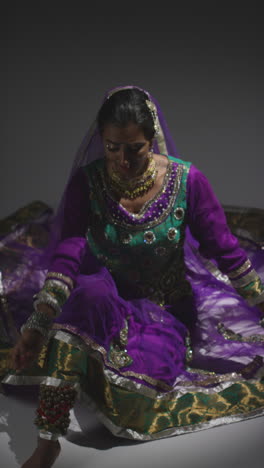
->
xmin=2 ymin=3 xmax=263 ymax=220
xmin=1 ymin=3 xmax=263 ymax=468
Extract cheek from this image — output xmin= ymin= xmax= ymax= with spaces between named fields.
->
xmin=129 ymin=157 xmax=149 ymax=175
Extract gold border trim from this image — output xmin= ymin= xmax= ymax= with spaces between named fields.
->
xmin=45 ymin=272 xmax=74 ymax=290
xmin=230 ymin=269 xmax=260 ymax=288
xmin=217 ymin=322 xmax=264 ymax=343
xmin=228 ymin=259 xmax=252 ymax=279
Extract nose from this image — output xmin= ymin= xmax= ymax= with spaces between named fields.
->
xmin=118 ymin=146 xmax=130 ymax=166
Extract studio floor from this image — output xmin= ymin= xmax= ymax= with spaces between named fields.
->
xmin=0 ymin=387 xmax=263 ymax=468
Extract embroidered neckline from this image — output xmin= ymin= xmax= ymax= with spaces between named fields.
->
xmin=86 ymin=156 xmax=190 ymax=231
xmin=119 ymin=158 xmax=173 ymax=218
xmin=102 ymin=157 xmax=173 ymax=220
xmin=98 ymin=161 xmax=184 ymax=230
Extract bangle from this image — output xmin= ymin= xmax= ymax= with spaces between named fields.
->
xmin=45 ymin=272 xmax=74 ymax=290
xmin=33 ymin=291 xmax=61 ymax=317
xmin=43 ymin=279 xmax=71 ymax=305
xmin=21 ymin=309 xmax=53 ymax=341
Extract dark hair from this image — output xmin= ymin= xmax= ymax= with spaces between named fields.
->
xmin=97 ymin=88 xmax=155 ymax=140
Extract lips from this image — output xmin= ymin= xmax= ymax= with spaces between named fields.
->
xmin=116 ymin=163 xmax=131 ymax=172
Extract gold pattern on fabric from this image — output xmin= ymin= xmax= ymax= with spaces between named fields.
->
xmin=237 ymin=277 xmax=264 ymax=303
xmin=84 ymin=355 xmax=264 ymax=436
xmin=119 ymin=318 xmax=129 ymax=347
xmin=44 ymin=339 xmax=88 ymax=383
xmin=228 ymin=259 xmax=252 ymax=279
xmin=108 ymin=344 xmax=133 ymax=369
xmin=1 ymin=335 xmax=264 ymax=440
xmin=0 ymin=338 xmax=87 ymax=387
xmin=230 ymin=268 xmax=260 ymax=288
xmin=217 ymin=322 xmax=264 ymax=343
xmin=108 ymin=319 xmax=133 ymax=369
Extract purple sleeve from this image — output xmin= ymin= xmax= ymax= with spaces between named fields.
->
xmin=186 ymin=164 xmax=247 ymax=274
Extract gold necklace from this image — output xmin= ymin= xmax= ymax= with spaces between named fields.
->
xmin=106 ymin=153 xmax=158 ymax=200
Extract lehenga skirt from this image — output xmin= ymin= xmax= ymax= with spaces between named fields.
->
xmin=0 ymin=201 xmax=264 ymax=440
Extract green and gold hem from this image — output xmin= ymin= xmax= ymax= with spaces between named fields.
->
xmin=1 ymin=332 xmax=264 ymax=440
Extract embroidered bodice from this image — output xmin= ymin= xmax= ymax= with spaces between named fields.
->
xmin=84 ymin=156 xmax=193 ymax=305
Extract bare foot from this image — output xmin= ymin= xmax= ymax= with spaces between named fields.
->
xmin=21 ymin=438 xmax=61 ymax=468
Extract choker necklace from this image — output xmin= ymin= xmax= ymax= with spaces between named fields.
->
xmin=106 ymin=153 xmax=158 ymax=200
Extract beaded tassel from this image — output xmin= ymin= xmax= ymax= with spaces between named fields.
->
xmin=35 ymin=384 xmax=77 ymax=436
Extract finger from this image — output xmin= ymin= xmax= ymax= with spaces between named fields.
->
xmin=11 ymin=348 xmax=26 ymax=370
xmin=11 ymin=351 xmax=20 ymax=369
xmin=19 ymin=352 xmax=37 ymax=369
xmin=13 ymin=355 xmax=25 ymax=370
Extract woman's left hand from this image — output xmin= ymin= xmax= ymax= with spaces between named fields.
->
xmin=10 ymin=329 xmax=46 ymax=371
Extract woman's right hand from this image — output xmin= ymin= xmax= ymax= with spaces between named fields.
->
xmin=10 ymin=329 xmax=46 ymax=371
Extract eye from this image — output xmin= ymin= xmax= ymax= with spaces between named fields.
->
xmin=106 ymin=144 xmax=120 ymax=152
xmin=128 ymin=143 xmax=145 ymax=153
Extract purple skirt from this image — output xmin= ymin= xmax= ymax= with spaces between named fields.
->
xmin=1 ymin=202 xmax=264 ymax=440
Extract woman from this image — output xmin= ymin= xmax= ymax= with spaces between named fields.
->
xmin=1 ymin=86 xmax=264 ymax=468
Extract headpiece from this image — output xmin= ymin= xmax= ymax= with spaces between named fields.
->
xmin=145 ymin=99 xmax=160 ymax=136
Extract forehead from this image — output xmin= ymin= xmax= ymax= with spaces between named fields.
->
xmin=102 ymin=123 xmax=148 ymax=143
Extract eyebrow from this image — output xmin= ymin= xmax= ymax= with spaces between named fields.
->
xmin=106 ymin=139 xmax=145 ymax=145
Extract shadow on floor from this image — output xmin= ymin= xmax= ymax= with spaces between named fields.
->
xmin=0 ymin=384 xmax=143 ymax=466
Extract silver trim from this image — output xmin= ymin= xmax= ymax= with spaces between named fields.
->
xmin=39 ymin=431 xmax=60 ymax=441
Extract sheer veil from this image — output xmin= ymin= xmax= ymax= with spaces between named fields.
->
xmin=44 ymin=85 xmax=181 ymax=265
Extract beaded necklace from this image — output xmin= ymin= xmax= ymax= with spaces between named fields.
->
xmin=106 ymin=153 xmax=158 ymax=200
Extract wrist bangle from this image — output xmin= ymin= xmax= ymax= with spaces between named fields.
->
xmin=33 ymin=291 xmax=61 ymax=317
xmin=21 ymin=309 xmax=53 ymax=341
